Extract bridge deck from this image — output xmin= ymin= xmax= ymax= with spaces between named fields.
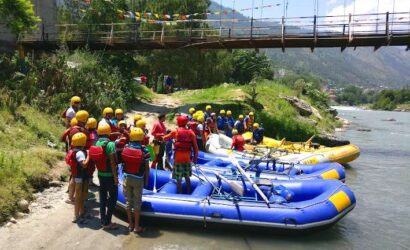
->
xmin=17 ymin=11 xmax=410 ymax=51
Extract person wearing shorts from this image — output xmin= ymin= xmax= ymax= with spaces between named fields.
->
xmin=122 ymin=128 xmax=150 ymax=233
xmin=163 ymin=115 xmax=198 ymax=194
xmin=69 ymin=132 xmax=90 ymax=224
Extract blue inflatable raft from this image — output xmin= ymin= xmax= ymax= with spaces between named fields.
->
xmin=117 ymin=168 xmax=355 ymax=230
xmin=197 ymin=151 xmax=346 ymax=181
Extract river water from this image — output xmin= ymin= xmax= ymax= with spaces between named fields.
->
xmin=131 ymin=107 xmax=410 ymax=250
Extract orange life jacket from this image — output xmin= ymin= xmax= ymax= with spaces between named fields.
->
xmin=174 ymin=128 xmax=193 ymax=152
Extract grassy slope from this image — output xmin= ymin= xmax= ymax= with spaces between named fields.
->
xmin=174 ymin=81 xmax=340 ymax=142
xmin=0 ymin=105 xmax=65 ymax=224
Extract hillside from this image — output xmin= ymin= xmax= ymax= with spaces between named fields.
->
xmin=210 ymin=2 xmax=410 ymax=88
xmin=172 ymin=81 xmax=342 ymax=144
xmin=0 ymin=104 xmax=65 ymax=224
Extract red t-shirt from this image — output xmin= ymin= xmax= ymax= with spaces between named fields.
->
xmin=151 ymin=121 xmax=166 ymax=140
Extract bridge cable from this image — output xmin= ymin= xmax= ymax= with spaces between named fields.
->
xmin=376 ymin=0 xmax=380 ymax=33
xmin=260 ymin=0 xmax=264 ymax=20
xmin=392 ymin=0 xmax=396 ymax=33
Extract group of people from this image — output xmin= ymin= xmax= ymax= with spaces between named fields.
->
xmin=61 ymin=96 xmax=200 ymax=233
xmin=61 ymin=96 xmax=264 ymax=233
xmin=186 ymin=105 xmax=264 ymax=153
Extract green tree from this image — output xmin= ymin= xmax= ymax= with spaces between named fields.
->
xmin=0 ymin=0 xmax=40 ymax=35
xmin=231 ymin=50 xmax=273 ymax=84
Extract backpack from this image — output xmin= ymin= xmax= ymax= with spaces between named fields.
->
xmin=89 ymin=141 xmax=109 ymax=172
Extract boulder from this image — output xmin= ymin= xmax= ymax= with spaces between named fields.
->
xmin=282 ymin=96 xmax=323 ymax=120
xmin=326 ymin=108 xmax=338 ymax=117
xmin=281 ymin=96 xmax=312 ymax=117
xmin=9 ymin=217 xmax=17 ymax=224
xmin=17 ymin=199 xmax=29 ymax=212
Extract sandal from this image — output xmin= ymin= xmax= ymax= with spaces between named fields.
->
xmin=103 ymin=223 xmax=118 ymax=230
xmin=128 ymin=224 xmax=135 ymax=232
xmin=134 ymin=227 xmax=145 ymax=234
xmin=65 ymin=199 xmax=75 ymax=205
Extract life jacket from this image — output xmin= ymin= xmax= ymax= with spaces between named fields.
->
xmin=206 ymin=118 xmax=216 ymax=132
xmin=65 ymin=148 xmax=87 ymax=178
xmin=233 ymin=135 xmax=245 ymax=152
xmin=253 ymin=128 xmax=264 ymax=143
xmin=174 ymin=128 xmax=193 ymax=152
xmin=122 ymin=146 xmax=144 ymax=175
xmin=245 ymin=116 xmax=254 ymax=129
xmin=89 ymin=139 xmax=111 ymax=173
xmin=235 ymin=121 xmax=245 ymax=134
xmin=188 ymin=121 xmax=200 ymax=136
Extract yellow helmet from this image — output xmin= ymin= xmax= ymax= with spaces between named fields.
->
xmin=189 ymin=107 xmax=195 ymax=114
xmin=136 ymin=119 xmax=146 ymax=129
xmin=97 ymin=123 xmax=111 ymax=135
xmin=253 ymin=123 xmax=260 ymax=129
xmin=70 ymin=96 xmax=81 ymax=105
xmin=103 ymin=107 xmax=114 ymax=116
xmin=70 ymin=117 xmax=78 ymax=127
xmin=249 ymin=112 xmax=254 ymax=116
xmin=197 ymin=115 xmax=205 ymax=123
xmin=226 ymin=110 xmax=232 ymax=116
xmin=232 ymin=129 xmax=238 ymax=135
xmin=220 ymin=110 xmax=226 ymax=115
xmin=192 ymin=112 xmax=199 ymax=121
xmin=133 ymin=114 xmax=142 ymax=122
xmin=71 ymin=132 xmax=87 ymax=147
xmin=75 ymin=110 xmax=89 ymax=123
xmin=205 ymin=105 xmax=212 ymax=111
xmin=239 ymin=115 xmax=244 ymax=119
xmin=86 ymin=118 xmax=97 ymax=129
xmin=118 ymin=120 xmax=127 ymax=128
xmin=115 ymin=108 xmax=124 ymax=115
xmin=129 ymin=127 xmax=144 ymax=142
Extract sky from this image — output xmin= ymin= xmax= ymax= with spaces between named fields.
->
xmin=220 ymin=0 xmax=410 ymax=19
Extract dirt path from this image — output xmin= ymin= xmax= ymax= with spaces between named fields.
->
xmin=126 ymin=94 xmax=184 ymax=131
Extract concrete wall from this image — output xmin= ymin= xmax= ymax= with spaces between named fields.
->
xmin=0 ymin=0 xmax=58 ymax=51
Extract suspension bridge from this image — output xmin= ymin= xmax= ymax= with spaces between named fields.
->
xmin=19 ymin=11 xmax=410 ymax=52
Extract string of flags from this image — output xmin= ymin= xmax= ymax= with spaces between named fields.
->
xmin=80 ymin=1 xmax=281 ymax=23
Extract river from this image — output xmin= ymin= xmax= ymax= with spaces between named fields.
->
xmin=128 ymin=107 xmax=410 ymax=250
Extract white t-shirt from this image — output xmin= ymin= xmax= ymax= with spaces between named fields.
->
xmin=196 ymin=124 xmax=204 ymax=139
xmin=66 ymin=107 xmax=76 ymax=120
xmin=76 ymin=150 xmax=86 ymax=163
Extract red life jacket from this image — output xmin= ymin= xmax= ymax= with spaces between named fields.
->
xmin=174 ymin=128 xmax=193 ymax=152
xmin=89 ymin=140 xmax=110 ymax=172
xmin=233 ymin=135 xmax=245 ymax=152
xmin=188 ymin=121 xmax=200 ymax=136
xmin=122 ymin=147 xmax=144 ymax=175
xmin=65 ymin=148 xmax=87 ymax=178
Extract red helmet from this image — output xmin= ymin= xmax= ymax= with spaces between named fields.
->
xmin=177 ymin=115 xmax=188 ymax=127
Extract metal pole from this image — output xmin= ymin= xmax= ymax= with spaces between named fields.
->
xmin=251 ymin=17 xmax=254 ymax=39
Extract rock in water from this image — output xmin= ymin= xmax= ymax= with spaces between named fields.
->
xmin=17 ymin=199 xmax=29 ymax=212
xmin=10 ymin=217 xmax=17 ymax=224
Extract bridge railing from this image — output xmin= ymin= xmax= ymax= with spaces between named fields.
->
xmin=19 ymin=11 xmax=410 ymax=45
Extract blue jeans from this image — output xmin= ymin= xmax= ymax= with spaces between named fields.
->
xmin=98 ymin=176 xmax=118 ymax=226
